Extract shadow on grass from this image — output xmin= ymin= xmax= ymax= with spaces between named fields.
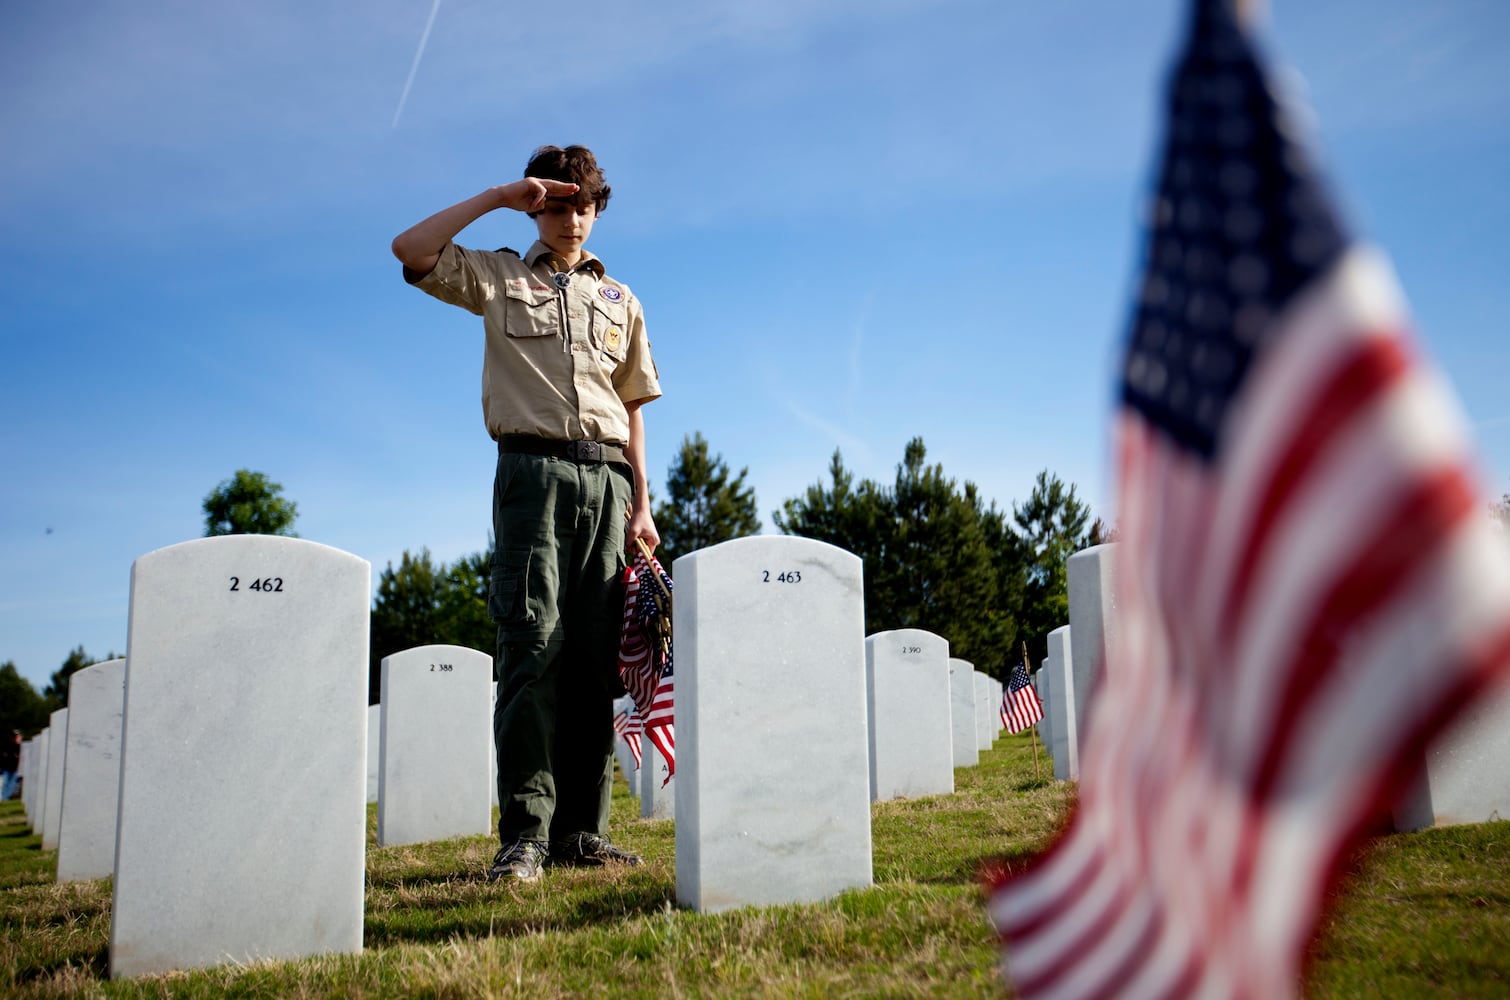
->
xmin=8 ymin=942 xmax=109 ymax=988
xmin=887 ymin=842 xmax=1049 ymax=890
xmin=368 ymin=869 xmax=483 ymax=891
xmin=1010 ymin=775 xmax=1055 ymax=793
xmin=364 ymin=875 xmax=675 ymax=947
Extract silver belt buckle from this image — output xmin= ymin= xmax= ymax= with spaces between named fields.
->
xmin=569 ymin=440 xmax=601 ymax=462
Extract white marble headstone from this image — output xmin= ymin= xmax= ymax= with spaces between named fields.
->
xmin=1393 ymin=682 xmax=1510 ymax=830
xmin=366 ymin=704 xmax=380 ymax=804
xmin=948 ymin=659 xmax=979 ymax=768
xmin=1046 ymin=626 xmax=1078 ymax=781
xmin=992 ymin=677 xmax=1004 ymax=734
xmin=640 ymin=739 xmax=674 ymax=819
xmin=378 ymin=644 xmax=493 ymax=847
xmin=18 ymin=738 xmax=33 ymax=823
xmin=1067 ymin=544 xmax=1118 ymax=753
xmin=674 ymin=536 xmax=872 ymax=912
xmin=29 ymin=728 xmax=49 ymax=834
xmin=974 ymin=671 xmax=994 ymax=752
xmin=42 ymin=708 xmax=68 ymax=851
xmin=865 ymin=629 xmax=953 ymax=801
xmin=57 ymin=659 xmax=126 ymax=882
xmin=1035 ymin=660 xmax=1054 ymax=753
xmin=109 ymin=536 xmax=369 ymax=979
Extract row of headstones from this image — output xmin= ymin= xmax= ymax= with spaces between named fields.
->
xmin=34 ymin=531 xmax=1499 ymax=982
xmin=20 ymin=533 xmax=1023 ymax=978
xmin=18 ymin=664 xmax=124 ymax=881
xmin=614 ymin=640 xmax=1010 ymax=814
xmin=1034 ymin=543 xmax=1510 ymax=827
xmin=23 ymin=642 xmax=507 ymax=881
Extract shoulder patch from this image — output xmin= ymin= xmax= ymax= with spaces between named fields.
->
xmin=493 ymin=247 xmax=521 ymax=258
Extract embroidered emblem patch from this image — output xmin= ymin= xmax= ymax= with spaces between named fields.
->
xmin=599 ymin=286 xmax=623 ymax=302
xmin=604 ymin=328 xmax=622 ymax=352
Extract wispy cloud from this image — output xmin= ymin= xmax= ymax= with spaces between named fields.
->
xmin=393 ymin=0 xmax=443 ymax=128
xmin=781 ymin=398 xmax=870 ymax=463
xmin=846 ymin=293 xmax=873 ymax=418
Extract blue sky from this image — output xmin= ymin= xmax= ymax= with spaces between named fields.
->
xmin=3 ymin=0 xmax=1508 ymax=690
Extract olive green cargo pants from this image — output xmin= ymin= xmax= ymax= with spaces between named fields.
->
xmin=489 ymin=450 xmax=631 ymax=846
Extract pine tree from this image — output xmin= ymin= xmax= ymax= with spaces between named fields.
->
xmin=368 ymin=544 xmax=497 ymax=704
xmin=368 ymin=549 xmax=447 ymax=704
xmin=654 ymin=432 xmax=761 ymax=566
xmin=43 ymin=645 xmax=115 ymax=711
xmin=776 ymin=438 xmax=1015 ymax=674
xmin=0 ymin=662 xmax=51 ymax=737
xmin=879 ymin=439 xmax=1015 ymax=674
xmin=1012 ymin=470 xmax=1092 ymax=666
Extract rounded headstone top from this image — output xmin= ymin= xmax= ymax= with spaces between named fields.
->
xmin=132 ymin=535 xmax=369 ymax=573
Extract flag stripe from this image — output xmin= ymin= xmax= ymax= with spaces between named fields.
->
xmin=1218 ymin=335 xmax=1412 ymax=641
xmin=1251 ymin=466 xmax=1476 ymax=800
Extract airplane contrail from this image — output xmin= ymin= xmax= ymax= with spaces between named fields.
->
xmin=392 ymin=0 xmax=444 ymax=128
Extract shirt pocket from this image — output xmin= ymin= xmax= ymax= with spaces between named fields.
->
xmin=590 ymin=298 xmax=629 ymax=365
xmin=502 ymin=278 xmax=560 ymax=338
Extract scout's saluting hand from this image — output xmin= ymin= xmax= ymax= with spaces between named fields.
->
xmin=390 ymin=178 xmax=581 ymax=277
xmin=498 ymin=177 xmax=580 ymax=214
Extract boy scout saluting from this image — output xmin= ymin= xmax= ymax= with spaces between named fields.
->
xmin=392 ymin=145 xmax=660 ymax=882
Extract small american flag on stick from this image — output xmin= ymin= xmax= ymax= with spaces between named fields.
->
xmin=612 ymin=702 xmax=642 ymax=769
xmin=1000 ymin=660 xmax=1044 ymax=735
xmin=616 ymin=541 xmax=675 ymax=782
xmin=986 ymin=1 xmax=1510 ymax=997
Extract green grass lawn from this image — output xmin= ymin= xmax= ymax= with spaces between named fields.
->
xmin=0 ymin=734 xmax=1505 ymax=998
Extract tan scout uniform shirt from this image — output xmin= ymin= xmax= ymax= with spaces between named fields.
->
xmin=408 ymin=239 xmax=660 ymax=446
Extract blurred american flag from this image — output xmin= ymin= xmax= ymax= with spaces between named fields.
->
xmin=987 ymin=1 xmax=1510 ymax=996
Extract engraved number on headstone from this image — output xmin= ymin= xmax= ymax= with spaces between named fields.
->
xmin=760 ymin=570 xmax=803 ymax=583
xmin=902 ymin=646 xmax=923 ymax=654
xmin=228 ymin=577 xmax=284 ymax=593
xmin=430 ymin=663 xmax=453 ymax=672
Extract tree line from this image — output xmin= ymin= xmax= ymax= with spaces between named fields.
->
xmin=0 ymin=448 xmax=1104 ymax=731
xmin=362 ymin=433 xmax=1101 ymax=699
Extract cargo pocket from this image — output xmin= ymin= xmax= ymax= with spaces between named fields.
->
xmin=488 ymin=546 xmax=534 ymax=628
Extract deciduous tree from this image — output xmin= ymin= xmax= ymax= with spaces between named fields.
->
xmin=203 ymin=469 xmax=299 ymax=537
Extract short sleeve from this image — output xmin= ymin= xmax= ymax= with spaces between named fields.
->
xmin=404 ymin=241 xmax=495 ymax=317
xmin=613 ymin=298 xmax=661 ymax=405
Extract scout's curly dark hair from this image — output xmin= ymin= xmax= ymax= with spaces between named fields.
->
xmin=524 ymin=144 xmax=611 ymax=217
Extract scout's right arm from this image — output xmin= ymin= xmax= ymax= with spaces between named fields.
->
xmin=390 ymin=178 xmax=580 ymax=275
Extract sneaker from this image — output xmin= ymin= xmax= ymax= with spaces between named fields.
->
xmin=487 ymin=839 xmax=547 ymax=882
xmin=548 ymin=832 xmax=642 ymax=868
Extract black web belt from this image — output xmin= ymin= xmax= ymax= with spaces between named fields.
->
xmin=497 ymin=434 xmax=628 ymax=466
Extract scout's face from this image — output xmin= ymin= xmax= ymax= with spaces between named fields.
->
xmin=534 ymin=200 xmax=597 ymax=257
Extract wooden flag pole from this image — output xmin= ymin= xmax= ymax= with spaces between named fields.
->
xmin=633 ymin=537 xmax=673 ymax=660
xmin=1024 ymin=641 xmax=1040 ymax=781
